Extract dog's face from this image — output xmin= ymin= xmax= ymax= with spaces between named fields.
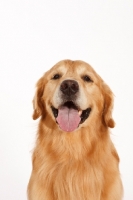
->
xmin=33 ymin=60 xmax=115 ymax=132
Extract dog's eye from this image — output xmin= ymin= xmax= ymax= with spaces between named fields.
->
xmin=82 ymin=75 xmax=93 ymax=82
xmin=52 ymin=74 xmax=61 ymax=80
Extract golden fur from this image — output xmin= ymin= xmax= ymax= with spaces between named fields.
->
xmin=28 ymin=60 xmax=123 ymax=200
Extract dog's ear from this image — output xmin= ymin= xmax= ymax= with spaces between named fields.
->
xmin=32 ymin=77 xmax=45 ymax=120
xmin=102 ymin=82 xmax=115 ymax=128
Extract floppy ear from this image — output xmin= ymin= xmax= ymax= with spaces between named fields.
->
xmin=32 ymin=77 xmax=45 ymax=120
xmin=102 ymin=82 xmax=115 ymax=128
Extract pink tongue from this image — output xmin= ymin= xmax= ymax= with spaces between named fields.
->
xmin=56 ymin=106 xmax=81 ymax=132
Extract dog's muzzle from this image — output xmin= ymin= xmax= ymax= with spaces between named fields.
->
xmin=51 ymin=80 xmax=91 ymax=132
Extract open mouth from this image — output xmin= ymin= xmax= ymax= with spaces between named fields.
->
xmin=51 ymin=101 xmax=91 ymax=132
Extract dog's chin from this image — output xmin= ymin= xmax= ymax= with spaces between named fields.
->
xmin=51 ymin=101 xmax=91 ymax=132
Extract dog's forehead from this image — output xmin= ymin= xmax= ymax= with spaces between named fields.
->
xmin=50 ymin=60 xmax=96 ymax=76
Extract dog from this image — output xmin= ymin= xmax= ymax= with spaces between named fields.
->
xmin=27 ymin=60 xmax=123 ymax=200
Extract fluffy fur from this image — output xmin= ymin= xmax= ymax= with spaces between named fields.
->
xmin=28 ymin=60 xmax=123 ymax=200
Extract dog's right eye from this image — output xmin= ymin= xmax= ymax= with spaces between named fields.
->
xmin=52 ymin=74 xmax=61 ymax=80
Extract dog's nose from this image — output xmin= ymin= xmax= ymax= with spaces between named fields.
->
xmin=60 ymin=80 xmax=79 ymax=96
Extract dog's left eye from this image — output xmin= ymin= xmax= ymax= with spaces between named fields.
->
xmin=52 ymin=74 xmax=61 ymax=80
xmin=82 ymin=75 xmax=93 ymax=82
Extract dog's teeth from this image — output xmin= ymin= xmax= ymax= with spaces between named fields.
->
xmin=78 ymin=110 xmax=82 ymax=116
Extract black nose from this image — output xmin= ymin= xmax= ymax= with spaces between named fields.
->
xmin=60 ymin=80 xmax=79 ymax=96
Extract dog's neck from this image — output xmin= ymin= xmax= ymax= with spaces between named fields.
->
xmin=36 ymin=118 xmax=110 ymax=161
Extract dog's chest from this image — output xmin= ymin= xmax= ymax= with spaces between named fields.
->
xmin=40 ymin=157 xmax=102 ymax=200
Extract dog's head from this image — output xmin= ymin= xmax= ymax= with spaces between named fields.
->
xmin=32 ymin=60 xmax=115 ymax=132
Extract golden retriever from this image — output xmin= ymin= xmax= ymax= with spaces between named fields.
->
xmin=28 ymin=60 xmax=123 ymax=200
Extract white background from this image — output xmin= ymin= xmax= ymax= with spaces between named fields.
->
xmin=0 ymin=1 xmax=133 ymax=199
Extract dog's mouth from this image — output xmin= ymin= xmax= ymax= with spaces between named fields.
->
xmin=51 ymin=101 xmax=91 ymax=132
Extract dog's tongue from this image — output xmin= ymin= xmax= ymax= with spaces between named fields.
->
xmin=56 ymin=106 xmax=81 ymax=132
